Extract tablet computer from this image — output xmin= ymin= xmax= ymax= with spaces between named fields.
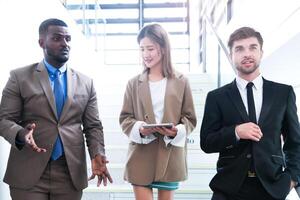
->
xmin=142 ymin=123 xmax=173 ymax=129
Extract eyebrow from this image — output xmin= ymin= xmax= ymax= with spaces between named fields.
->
xmin=140 ymin=45 xmax=155 ymax=48
xmin=52 ymin=33 xmax=71 ymax=37
xmin=234 ymin=43 xmax=259 ymax=49
xmin=234 ymin=45 xmax=243 ymax=50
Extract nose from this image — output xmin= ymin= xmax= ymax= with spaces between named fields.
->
xmin=142 ymin=50 xmax=150 ymax=58
xmin=242 ymin=49 xmax=252 ymax=58
xmin=61 ymin=38 xmax=70 ymax=47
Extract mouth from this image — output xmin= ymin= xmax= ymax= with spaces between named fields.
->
xmin=60 ymin=48 xmax=69 ymax=55
xmin=144 ymin=59 xmax=152 ymax=64
xmin=242 ymin=59 xmax=254 ymax=64
xmin=241 ymin=59 xmax=255 ymax=67
xmin=61 ymin=51 xmax=69 ymax=56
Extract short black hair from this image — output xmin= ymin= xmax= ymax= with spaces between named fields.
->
xmin=39 ymin=18 xmax=68 ymax=36
xmin=228 ymin=27 xmax=263 ymax=52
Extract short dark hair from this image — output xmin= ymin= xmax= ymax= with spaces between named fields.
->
xmin=228 ymin=27 xmax=263 ymax=52
xmin=39 ymin=18 xmax=68 ymax=36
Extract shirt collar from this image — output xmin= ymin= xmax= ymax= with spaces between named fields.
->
xmin=236 ymin=74 xmax=263 ymax=91
xmin=43 ymin=59 xmax=67 ymax=75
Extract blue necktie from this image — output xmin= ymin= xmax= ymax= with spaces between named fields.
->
xmin=51 ymin=69 xmax=65 ymax=160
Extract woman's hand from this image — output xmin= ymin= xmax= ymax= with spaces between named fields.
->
xmin=139 ymin=126 xmax=155 ymax=137
xmin=153 ymin=126 xmax=178 ymax=138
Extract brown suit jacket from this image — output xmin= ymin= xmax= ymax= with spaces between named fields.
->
xmin=0 ymin=62 xmax=105 ymax=190
xmin=119 ymin=71 xmax=197 ymax=185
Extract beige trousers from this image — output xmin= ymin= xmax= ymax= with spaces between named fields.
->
xmin=10 ymin=156 xmax=82 ymax=200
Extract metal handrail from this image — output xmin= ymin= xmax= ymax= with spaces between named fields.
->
xmin=203 ymin=14 xmax=235 ymax=73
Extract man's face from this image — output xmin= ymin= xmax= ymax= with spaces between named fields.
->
xmin=230 ymin=37 xmax=263 ymax=77
xmin=39 ymin=25 xmax=71 ymax=67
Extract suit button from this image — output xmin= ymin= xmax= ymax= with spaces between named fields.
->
xmin=246 ymin=154 xmax=252 ymax=158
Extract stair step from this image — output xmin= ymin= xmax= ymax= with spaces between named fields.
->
xmin=83 ymin=185 xmax=212 ymax=200
xmin=83 ymin=73 xmax=217 ymax=200
xmin=84 ymin=184 xmax=212 ymax=193
xmin=86 ymin=162 xmax=216 ymax=187
xmin=102 ymin=145 xmax=218 ymax=164
xmin=103 ymin=130 xmax=201 ymax=147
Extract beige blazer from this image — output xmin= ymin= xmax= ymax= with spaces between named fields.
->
xmin=119 ymin=71 xmax=197 ymax=185
xmin=0 ymin=62 xmax=105 ymax=190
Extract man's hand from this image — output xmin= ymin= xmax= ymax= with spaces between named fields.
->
xmin=88 ymin=154 xmax=113 ymax=186
xmin=290 ymin=180 xmax=298 ymax=190
xmin=17 ymin=123 xmax=46 ymax=152
xmin=235 ymin=122 xmax=263 ymax=142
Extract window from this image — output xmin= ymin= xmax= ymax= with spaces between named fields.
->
xmin=65 ymin=0 xmax=189 ymax=69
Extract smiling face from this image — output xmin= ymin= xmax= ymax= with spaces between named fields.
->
xmin=39 ymin=25 xmax=71 ymax=68
xmin=230 ymin=37 xmax=263 ymax=80
xmin=139 ymin=36 xmax=163 ymax=71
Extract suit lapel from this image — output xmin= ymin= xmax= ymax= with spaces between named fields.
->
xmin=36 ymin=62 xmax=57 ymax=118
xmin=227 ymin=80 xmax=249 ymax=122
xmin=138 ymin=73 xmax=156 ymax=123
xmin=258 ymin=79 xmax=274 ymax=125
xmin=59 ymin=67 xmax=75 ymax=122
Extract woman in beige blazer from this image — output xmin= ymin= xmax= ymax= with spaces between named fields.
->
xmin=119 ymin=23 xmax=197 ymax=200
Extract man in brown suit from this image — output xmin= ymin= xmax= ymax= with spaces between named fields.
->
xmin=0 ymin=18 xmax=112 ymax=200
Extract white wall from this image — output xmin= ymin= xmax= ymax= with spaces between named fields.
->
xmin=224 ymin=0 xmax=300 ymax=118
xmin=223 ymin=0 xmax=300 ymax=86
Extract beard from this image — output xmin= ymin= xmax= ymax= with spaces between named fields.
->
xmin=55 ymin=54 xmax=69 ymax=63
xmin=235 ymin=61 xmax=260 ymax=75
xmin=45 ymin=46 xmax=69 ymax=65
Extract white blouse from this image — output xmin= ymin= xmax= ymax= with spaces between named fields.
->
xmin=129 ymin=78 xmax=186 ymax=147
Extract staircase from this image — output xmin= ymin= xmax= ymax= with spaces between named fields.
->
xmin=83 ymin=69 xmax=218 ymax=200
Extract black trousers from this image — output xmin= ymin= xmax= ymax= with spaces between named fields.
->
xmin=211 ymin=177 xmax=285 ymax=200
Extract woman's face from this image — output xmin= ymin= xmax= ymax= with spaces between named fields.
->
xmin=139 ymin=37 xmax=163 ymax=70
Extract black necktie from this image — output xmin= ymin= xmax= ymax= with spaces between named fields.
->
xmin=246 ymin=82 xmax=257 ymax=174
xmin=246 ymin=82 xmax=256 ymax=123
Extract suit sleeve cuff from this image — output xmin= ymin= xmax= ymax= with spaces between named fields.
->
xmin=15 ymin=131 xmax=25 ymax=150
xmin=129 ymin=121 xmax=156 ymax=144
xmin=235 ymin=127 xmax=240 ymax=141
xmin=164 ymin=124 xmax=186 ymax=147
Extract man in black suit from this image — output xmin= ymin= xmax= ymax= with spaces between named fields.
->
xmin=200 ymin=27 xmax=300 ymax=200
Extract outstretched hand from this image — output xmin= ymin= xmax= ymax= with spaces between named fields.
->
xmin=88 ymin=154 xmax=113 ymax=187
xmin=18 ymin=123 xmax=47 ymax=152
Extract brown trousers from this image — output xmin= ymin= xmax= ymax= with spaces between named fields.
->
xmin=10 ymin=156 xmax=82 ymax=200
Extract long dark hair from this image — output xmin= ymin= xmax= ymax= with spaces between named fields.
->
xmin=137 ymin=23 xmax=174 ymax=78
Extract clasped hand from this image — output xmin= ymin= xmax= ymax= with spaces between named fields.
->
xmin=235 ymin=122 xmax=263 ymax=142
xmin=88 ymin=154 xmax=113 ymax=187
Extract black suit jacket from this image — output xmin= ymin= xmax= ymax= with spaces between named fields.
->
xmin=200 ymin=78 xmax=300 ymax=199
